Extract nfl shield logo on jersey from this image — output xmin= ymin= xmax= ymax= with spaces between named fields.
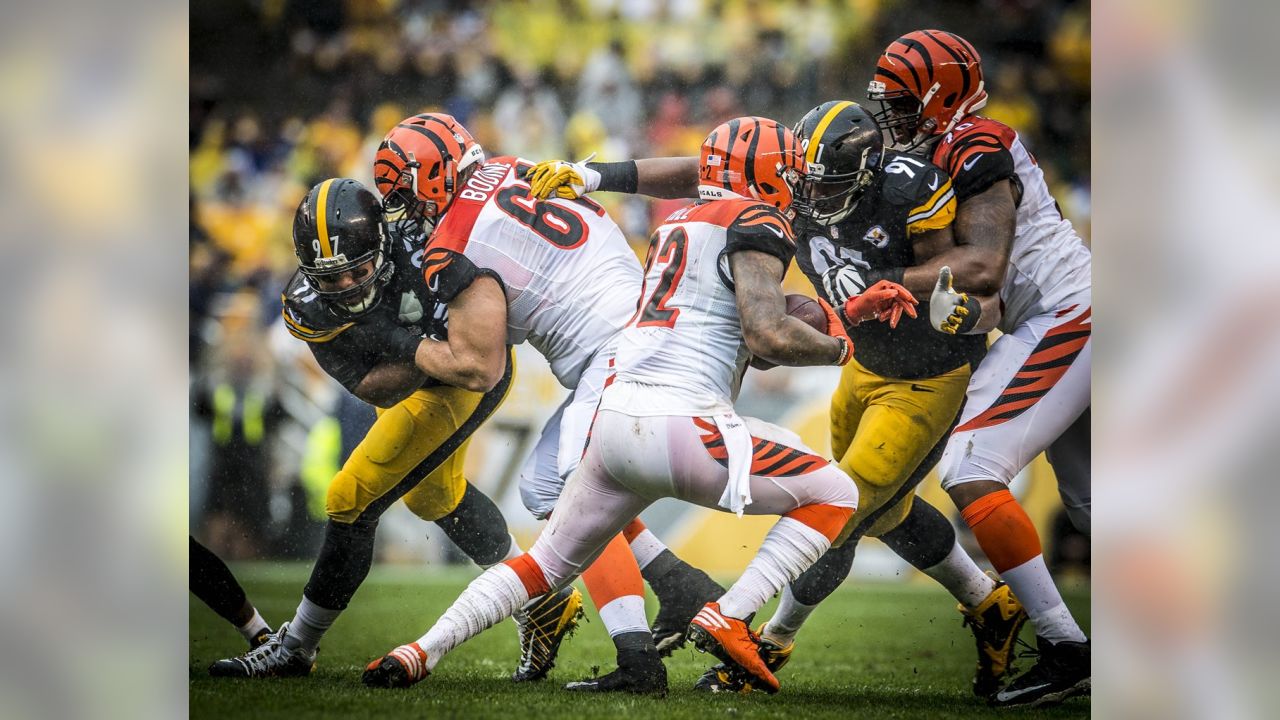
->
xmin=863 ymin=225 xmax=890 ymax=248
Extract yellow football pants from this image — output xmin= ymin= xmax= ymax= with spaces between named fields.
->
xmin=831 ymin=358 xmax=970 ymax=542
xmin=326 ymin=352 xmax=514 ymax=525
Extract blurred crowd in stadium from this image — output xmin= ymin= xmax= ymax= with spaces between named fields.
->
xmin=189 ymin=0 xmax=1090 ymax=564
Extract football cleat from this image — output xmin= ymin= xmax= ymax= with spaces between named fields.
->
xmin=687 ymin=602 xmax=780 ymax=694
xmin=362 ymin=642 xmax=431 ymax=689
xmin=208 ymin=623 xmax=316 ymax=678
xmin=248 ymin=627 xmax=274 ymax=650
xmin=960 ymin=579 xmax=1029 ymax=697
xmin=512 ymin=585 xmax=585 ymax=682
xmin=648 ymin=562 xmax=726 ymax=656
xmin=693 ymin=626 xmax=793 ymax=694
xmin=990 ymin=636 xmax=1090 ymax=708
xmin=563 ymin=647 xmax=668 ymax=695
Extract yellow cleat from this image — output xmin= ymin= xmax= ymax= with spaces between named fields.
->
xmin=960 ymin=579 xmax=1029 ymax=698
xmin=512 ymin=585 xmax=585 ymax=682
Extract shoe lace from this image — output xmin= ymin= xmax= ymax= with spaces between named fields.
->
xmin=237 ymin=636 xmax=289 ymax=675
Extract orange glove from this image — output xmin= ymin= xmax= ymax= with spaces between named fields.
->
xmin=842 ymin=279 xmax=919 ymax=329
xmin=817 ymin=298 xmax=854 ymax=366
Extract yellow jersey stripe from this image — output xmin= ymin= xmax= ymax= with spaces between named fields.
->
xmin=806 ymin=100 xmax=857 ymax=164
xmin=315 ymin=178 xmax=335 ymax=258
xmin=908 ymin=179 xmax=954 ymax=220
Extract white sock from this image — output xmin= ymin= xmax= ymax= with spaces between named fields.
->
xmin=236 ymin=608 xmax=270 ymax=642
xmin=598 ymin=594 xmax=649 ymax=636
xmin=718 ymin=518 xmax=830 ymax=620
xmin=627 ymin=529 xmax=667 ymax=571
xmin=1001 ymin=555 xmax=1087 ymax=644
xmin=481 ymin=533 xmax=523 ymax=569
xmin=416 ymin=563 xmax=531 ymax=671
xmin=921 ymin=540 xmax=997 ymax=609
xmin=761 ymin=584 xmax=816 ymax=646
xmin=285 ymin=596 xmax=341 ymax=652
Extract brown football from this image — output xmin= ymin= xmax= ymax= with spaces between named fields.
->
xmin=752 ymin=294 xmax=827 ymax=371
xmin=786 ymin=294 xmax=827 ymax=332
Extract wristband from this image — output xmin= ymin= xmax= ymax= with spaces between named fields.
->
xmin=587 ymin=160 xmax=639 ymax=194
xmin=834 ymin=336 xmax=852 ymax=366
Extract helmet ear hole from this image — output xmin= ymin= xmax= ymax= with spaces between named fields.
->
xmin=944 ymin=92 xmax=958 ymax=105
xmin=428 ymin=163 xmax=440 ymax=180
xmin=759 ymin=181 xmax=779 ymax=196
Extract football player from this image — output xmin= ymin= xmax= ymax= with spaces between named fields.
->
xmin=363 ymin=113 xmax=724 ymax=693
xmin=525 ymin=102 xmax=1028 ymax=699
xmin=209 ymin=178 xmax=583 ymax=680
xmin=362 ymin=116 xmax=915 ymax=694
xmin=190 ymin=536 xmax=272 ymax=649
xmin=863 ymin=30 xmax=1091 ymax=707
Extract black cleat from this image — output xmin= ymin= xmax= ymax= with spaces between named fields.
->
xmin=990 ymin=635 xmax=1090 ymax=708
xmin=960 ymin=580 xmax=1029 ymax=697
xmin=648 ymin=562 xmax=726 ymax=656
xmin=563 ymin=648 xmax=668 ymax=695
xmin=208 ymin=623 xmax=316 ymax=678
xmin=362 ymin=643 xmax=430 ymax=689
xmin=512 ymin=585 xmax=585 ymax=682
xmin=692 ymin=626 xmax=792 ymax=694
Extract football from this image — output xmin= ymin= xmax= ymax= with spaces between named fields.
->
xmin=786 ymin=293 xmax=827 ymax=332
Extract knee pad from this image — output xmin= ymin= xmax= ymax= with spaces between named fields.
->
xmin=938 ymin=437 xmax=1016 ymax=491
xmin=325 ymin=468 xmax=364 ymax=525
xmin=401 ymin=458 xmax=468 ymax=522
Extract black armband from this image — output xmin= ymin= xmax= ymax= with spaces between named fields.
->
xmin=864 ymin=266 xmax=905 ymax=287
xmin=587 ymin=160 xmax=639 ymax=194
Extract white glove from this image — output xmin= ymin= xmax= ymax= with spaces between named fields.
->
xmin=820 ymin=259 xmax=870 ymax=306
xmin=526 ymin=154 xmax=600 ymax=200
xmin=929 ymin=266 xmax=980 ymax=334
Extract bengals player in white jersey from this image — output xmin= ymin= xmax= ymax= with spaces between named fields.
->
xmin=361 ymin=117 xmax=915 ymax=694
xmin=364 ymin=113 xmax=722 ymax=693
xmin=863 ymin=30 xmax=1090 ymax=707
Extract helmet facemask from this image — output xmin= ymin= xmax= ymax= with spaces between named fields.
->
xmin=381 ymin=154 xmax=444 ymax=239
xmin=301 ymin=230 xmax=394 ymax=319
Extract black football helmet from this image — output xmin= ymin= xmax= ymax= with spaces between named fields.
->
xmin=292 ymin=178 xmax=394 ymax=319
xmin=792 ymin=101 xmax=884 ymax=226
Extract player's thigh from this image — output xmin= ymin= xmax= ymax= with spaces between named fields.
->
xmin=844 ymin=367 xmax=969 ymax=536
xmin=828 ymin=360 xmax=869 ymax=462
xmin=529 ymin=430 xmax=651 ymax=588
xmin=941 ymin=304 xmax=1092 ymax=489
xmin=327 ymin=382 xmax=501 ymax=524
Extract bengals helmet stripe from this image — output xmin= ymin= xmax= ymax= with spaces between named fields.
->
xmin=805 ymin=100 xmax=856 ymax=164
xmin=314 ymin=178 xmax=335 ymax=258
xmin=698 ymin=115 xmax=803 ymax=210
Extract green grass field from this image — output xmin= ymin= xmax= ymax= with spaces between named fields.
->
xmin=190 ymin=563 xmax=1089 ymax=719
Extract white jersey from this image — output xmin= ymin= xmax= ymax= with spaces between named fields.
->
xmin=423 ymin=157 xmax=641 ymax=387
xmin=601 ymin=200 xmax=797 ymax=417
xmin=932 ymin=116 xmax=1091 ymax=331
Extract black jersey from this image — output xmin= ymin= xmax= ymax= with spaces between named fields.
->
xmin=794 ymin=153 xmax=986 ymax=379
xmin=280 ymin=225 xmax=448 ymax=394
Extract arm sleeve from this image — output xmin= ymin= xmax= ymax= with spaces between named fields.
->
xmin=422 ymin=247 xmax=503 ymax=304
xmin=944 ymin=134 xmax=1017 ymax=201
xmin=723 ymin=204 xmax=797 ymax=266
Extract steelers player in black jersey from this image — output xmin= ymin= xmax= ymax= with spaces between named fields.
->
xmin=524 ymin=103 xmax=1027 ymax=697
xmin=209 ymin=178 xmax=582 ymax=681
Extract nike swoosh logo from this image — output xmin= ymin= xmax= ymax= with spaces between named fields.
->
xmin=909 ymin=384 xmax=935 ymax=393
xmin=997 ymin=682 xmax=1052 ymax=701
xmin=963 ymin=156 xmax=980 ymax=171
xmin=763 ymin=224 xmax=784 ymax=239
xmin=928 ymin=176 xmax=939 ymax=191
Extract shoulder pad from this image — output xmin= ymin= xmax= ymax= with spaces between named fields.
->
xmin=280 ymin=273 xmax=354 ymax=343
xmin=931 ymin=117 xmax=1017 ymax=201
xmin=879 ymin=153 xmax=950 ymax=207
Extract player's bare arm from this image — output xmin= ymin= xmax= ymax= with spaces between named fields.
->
xmin=632 ymin=157 xmax=699 ymax=198
xmin=910 ymin=218 xmax=1000 ymax=335
xmin=730 ymin=250 xmax=845 ymax=367
xmin=412 ymin=275 xmax=509 ymax=392
xmin=352 ymin=362 xmax=427 ymax=408
xmin=900 ymin=179 xmax=1017 ymax=296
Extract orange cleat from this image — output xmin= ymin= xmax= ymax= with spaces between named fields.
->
xmin=687 ymin=602 xmax=780 ymax=694
xmin=362 ymin=642 xmax=431 ymax=689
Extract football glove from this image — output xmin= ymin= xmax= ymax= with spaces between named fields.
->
xmin=816 ymin=298 xmax=854 ymax=366
xmin=525 ymin=154 xmax=600 ymax=200
xmin=819 ymin=260 xmax=870 ymax=306
xmin=842 ymin=279 xmax=918 ymax=329
xmin=929 ymin=266 xmax=981 ymax=334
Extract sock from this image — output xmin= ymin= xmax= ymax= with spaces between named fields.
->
xmin=581 ymin=533 xmax=650 ymax=638
xmin=416 ymin=563 xmax=533 ymax=671
xmin=961 ymin=489 xmax=1086 ymax=644
xmin=762 ymin=584 xmax=817 ymax=646
xmin=284 ymin=596 xmax=342 ymax=652
xmin=718 ymin=517 xmax=832 ymax=620
xmin=921 ymin=541 xmax=998 ymax=610
xmin=624 ymin=519 xmax=668 ymax=572
xmin=236 ymin=608 xmax=270 ymax=642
